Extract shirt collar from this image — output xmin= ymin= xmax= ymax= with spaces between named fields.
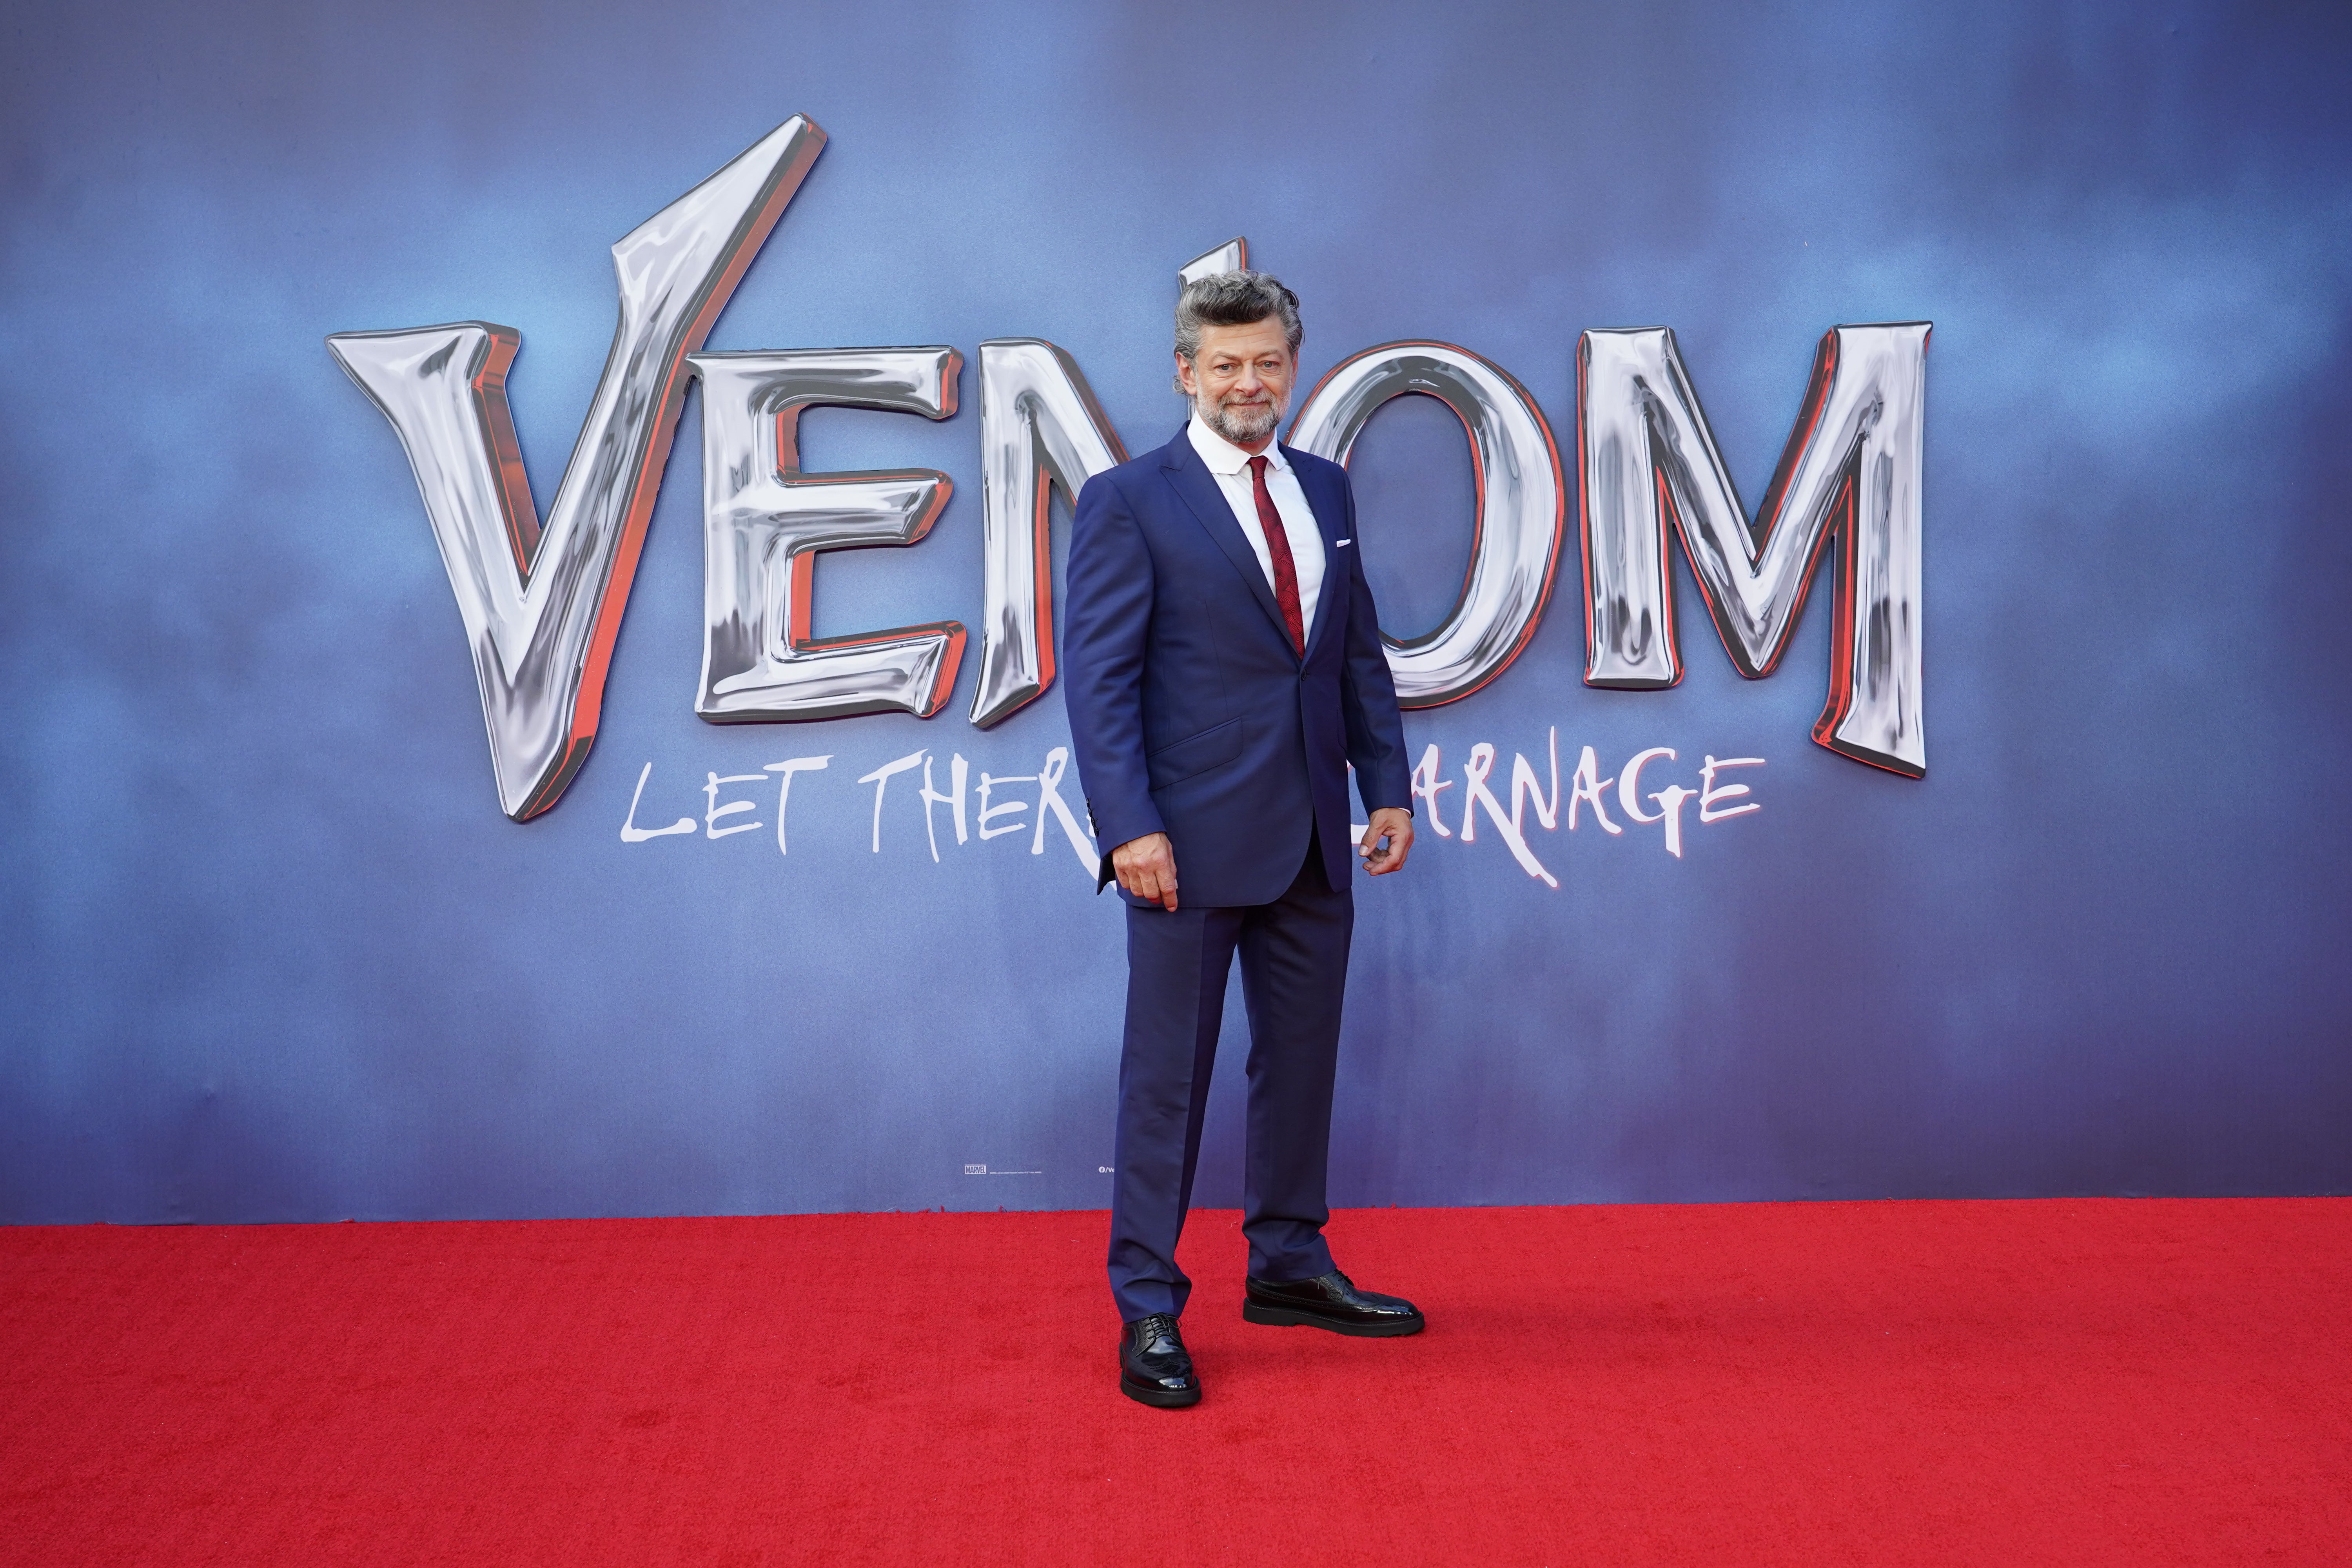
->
xmin=1187 ymin=411 xmax=1288 ymax=477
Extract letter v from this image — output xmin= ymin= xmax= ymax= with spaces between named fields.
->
xmin=327 ymin=116 xmax=826 ymax=819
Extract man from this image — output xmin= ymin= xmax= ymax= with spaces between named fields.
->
xmin=1063 ymin=271 xmax=1422 ymax=1409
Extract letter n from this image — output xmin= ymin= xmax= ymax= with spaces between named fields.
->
xmin=966 ymin=340 xmax=1127 ymax=728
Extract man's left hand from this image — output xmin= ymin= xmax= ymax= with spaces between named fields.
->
xmin=1358 ymin=807 xmax=1414 ymax=876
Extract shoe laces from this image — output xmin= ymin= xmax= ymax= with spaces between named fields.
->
xmin=1131 ymin=1312 xmax=1180 ymax=1348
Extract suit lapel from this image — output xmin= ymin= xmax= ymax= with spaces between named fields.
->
xmin=1158 ymin=431 xmax=1295 ymax=655
xmin=1288 ymin=445 xmax=1349 ymax=660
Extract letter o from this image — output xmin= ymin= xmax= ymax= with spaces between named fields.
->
xmin=1287 ymin=342 xmax=1565 ymax=708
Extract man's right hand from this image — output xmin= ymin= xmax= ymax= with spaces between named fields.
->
xmin=1112 ymin=832 xmax=1180 ymax=911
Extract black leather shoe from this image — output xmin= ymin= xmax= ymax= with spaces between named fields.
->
xmin=1119 ymin=1313 xmax=1201 ymax=1407
xmin=1243 ymin=1269 xmax=1425 ymax=1336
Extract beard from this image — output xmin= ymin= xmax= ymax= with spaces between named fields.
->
xmin=1200 ymin=387 xmax=1286 ymax=447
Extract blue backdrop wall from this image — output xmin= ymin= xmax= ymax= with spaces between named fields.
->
xmin=4 ymin=0 xmax=2348 ymax=1223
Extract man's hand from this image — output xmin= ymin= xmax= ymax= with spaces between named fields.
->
xmin=1359 ymin=807 xmax=1414 ymax=875
xmin=1113 ymin=832 xmax=1180 ymax=911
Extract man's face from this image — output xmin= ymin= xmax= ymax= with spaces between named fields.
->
xmin=1176 ymin=316 xmax=1296 ymax=448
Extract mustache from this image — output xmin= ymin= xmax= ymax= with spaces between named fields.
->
xmin=1216 ymin=387 xmax=1286 ymax=417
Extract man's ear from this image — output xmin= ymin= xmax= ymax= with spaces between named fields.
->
xmin=1173 ymin=351 xmax=1195 ymax=396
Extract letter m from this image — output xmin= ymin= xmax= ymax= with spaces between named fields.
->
xmin=1577 ymin=324 xmax=1929 ymax=777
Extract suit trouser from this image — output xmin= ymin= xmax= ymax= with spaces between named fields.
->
xmin=1107 ymin=833 xmax=1353 ymax=1322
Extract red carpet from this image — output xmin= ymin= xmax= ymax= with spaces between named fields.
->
xmin=2 ymin=1200 xmax=2346 ymax=1566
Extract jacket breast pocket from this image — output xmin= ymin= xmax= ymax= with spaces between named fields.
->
xmin=1146 ymin=717 xmax=1243 ymax=791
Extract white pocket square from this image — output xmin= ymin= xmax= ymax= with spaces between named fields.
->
xmin=1336 ymin=538 xmax=1353 ymax=548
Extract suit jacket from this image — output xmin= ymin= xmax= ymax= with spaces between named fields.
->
xmin=1063 ymin=427 xmax=1413 ymax=907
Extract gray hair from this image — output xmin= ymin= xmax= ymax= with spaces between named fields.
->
xmin=1173 ymin=270 xmax=1303 ymax=388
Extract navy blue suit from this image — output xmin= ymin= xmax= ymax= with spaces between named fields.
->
xmin=1063 ymin=427 xmax=1411 ymax=1323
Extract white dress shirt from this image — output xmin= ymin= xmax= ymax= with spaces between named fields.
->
xmin=1187 ymin=412 xmax=1326 ymax=639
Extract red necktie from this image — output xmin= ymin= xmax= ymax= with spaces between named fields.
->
xmin=1247 ymin=456 xmax=1306 ymax=656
